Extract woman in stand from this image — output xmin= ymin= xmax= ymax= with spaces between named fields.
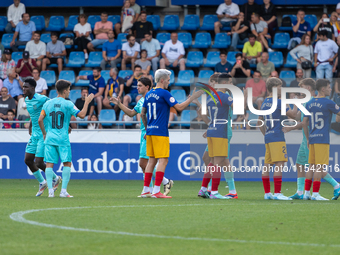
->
xmin=74 ymin=14 xmax=92 ymax=60
xmin=330 ymin=12 xmax=340 ymax=38
xmin=0 ymin=49 xmax=15 ymax=81
xmin=289 ymin=34 xmax=313 ymax=78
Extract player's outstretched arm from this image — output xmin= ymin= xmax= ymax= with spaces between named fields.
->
xmin=141 ymin=107 xmax=148 ymax=133
xmin=286 ymin=104 xmax=298 ymax=120
xmin=76 ymin=75 xmax=88 ymax=82
xmin=258 ymin=116 xmax=266 ymax=136
xmin=77 ymin=94 xmax=94 ymax=119
xmin=173 ymin=89 xmax=204 ymax=112
xmin=110 ymin=97 xmax=137 ymax=117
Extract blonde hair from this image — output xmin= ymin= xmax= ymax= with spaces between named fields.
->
xmin=155 ymin=69 xmax=171 ymax=83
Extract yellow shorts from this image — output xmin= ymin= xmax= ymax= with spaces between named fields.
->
xmin=308 ymin=144 xmax=329 ymax=166
xmin=207 ymin=137 xmax=228 ymax=157
xmin=264 ymin=142 xmax=288 ymax=164
xmin=146 ymin=135 xmax=170 ymax=158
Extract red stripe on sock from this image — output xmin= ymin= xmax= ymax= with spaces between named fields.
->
xmin=313 ymin=181 xmax=321 ymax=193
xmin=262 ymin=176 xmax=271 ymax=193
xmin=143 ymin=172 xmax=152 ymax=187
xmin=211 ymin=165 xmax=221 ymax=192
xmin=305 ymin=179 xmax=312 ymax=191
xmin=274 ymin=176 xmax=282 ymax=194
xmin=155 ymin=171 xmax=164 ymax=186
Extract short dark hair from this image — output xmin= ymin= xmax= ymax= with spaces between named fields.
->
xmin=235 ymin=53 xmax=243 ymax=59
xmin=299 ymin=78 xmax=316 ymax=91
xmin=81 ymin=87 xmax=89 ymax=92
xmin=51 ymin=32 xmax=58 ymax=38
xmin=251 ymin=13 xmax=260 ymax=18
xmin=7 ymin=109 xmax=15 ymax=115
xmin=266 ymin=77 xmax=282 ymax=93
xmin=220 ymin=50 xmax=227 ymax=56
xmin=218 ymin=73 xmax=232 ymax=84
xmin=32 ymin=68 xmax=40 ymax=73
xmin=249 ymin=34 xmax=256 ymax=39
xmin=297 ymin=9 xmax=305 ymax=14
xmin=126 ymin=34 xmax=135 ymax=41
xmin=140 ymin=49 xmax=147 ymax=55
xmin=144 ymin=32 xmax=152 ymax=37
xmin=316 ymin=79 xmax=330 ymax=91
xmin=56 ymin=80 xmax=71 ymax=94
xmin=93 ymin=67 xmax=102 ymax=72
xmin=33 ymin=31 xmax=41 ymax=36
xmin=138 ymin=77 xmax=152 ymax=90
xmin=101 ymin=12 xmax=108 ymax=16
xmin=140 ymin=11 xmax=147 ymax=15
xmin=318 ymin=30 xmax=328 ymax=37
xmin=253 ymin=70 xmax=261 ymax=76
xmin=134 ymin=64 xmax=142 ymax=70
xmin=25 ymin=78 xmax=37 ymax=88
xmin=21 ymin=13 xmax=28 ymax=18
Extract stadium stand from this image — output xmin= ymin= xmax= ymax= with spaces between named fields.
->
xmin=65 ymin=15 xmax=78 ymax=31
xmin=46 ymin=16 xmax=65 ymax=31
xmin=156 ymin=32 xmax=171 ymax=47
xmin=192 ymin=32 xmax=212 ymax=49
xmin=117 ymin=33 xmax=128 ymax=44
xmin=40 ymin=70 xmax=56 ymax=87
xmin=75 ymin=70 xmax=92 ymax=86
xmin=284 ymin=53 xmax=298 ymax=68
xmin=118 ymin=70 xmax=133 ymax=79
xmin=99 ymin=109 xmax=116 ymax=127
xmin=269 ymin=52 xmax=284 ymax=68
xmin=11 ymin=52 xmax=22 ymax=65
xmin=40 ymin=33 xmax=52 ymax=44
xmin=69 ymin=89 xmax=81 ymax=103
xmin=65 ymin=52 xmax=85 ymax=68
xmin=161 ymin=15 xmax=180 ymax=30
xmin=198 ymin=69 xmax=214 ymax=82
xmin=108 ymin=15 xmax=120 ymax=26
xmin=227 ymin=51 xmax=238 ymax=65
xmin=171 ymin=89 xmax=186 ymax=104
xmin=59 ymin=70 xmax=76 ymax=85
xmin=175 ymin=70 xmax=195 ymax=87
xmin=31 ymin=16 xmax=45 ymax=31
xmin=88 ymin=15 xmax=101 ymax=30
xmin=2 ymin=33 xmax=14 ymax=49
xmin=49 ymin=90 xmax=57 ymax=99
xmin=212 ymin=33 xmax=231 ymax=49
xmin=181 ymin=15 xmax=200 ymax=30
xmin=279 ymin=71 xmax=296 ymax=87
xmin=271 ymin=33 xmax=290 ymax=49
xmin=169 ymin=69 xmax=175 ymax=85
xmin=200 ymin=15 xmax=218 ymax=31
xmin=146 ymin=15 xmax=161 ymax=30
xmin=101 ymin=70 xmax=111 ymax=83
xmin=178 ymin=32 xmax=192 ymax=48
xmin=85 ymin=52 xmax=103 ymax=68
xmin=204 ymin=51 xmax=220 ymax=68
xmin=186 ymin=51 xmax=204 ymax=68
xmin=180 ymin=110 xmax=197 ymax=127
xmin=0 ymin=16 xmax=7 ymax=32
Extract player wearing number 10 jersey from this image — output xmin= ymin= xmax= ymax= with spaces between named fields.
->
xmin=38 ymin=80 xmax=94 ymax=198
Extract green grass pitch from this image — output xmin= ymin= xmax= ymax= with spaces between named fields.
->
xmin=0 ymin=179 xmax=339 ymax=255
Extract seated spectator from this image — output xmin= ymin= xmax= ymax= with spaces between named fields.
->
xmin=70 ymin=87 xmax=95 ymax=129
xmin=160 ymin=32 xmax=185 ymax=71
xmin=0 ymin=42 xmax=4 ymax=59
xmin=25 ymin=31 xmax=46 ymax=70
xmin=123 ymin=65 xmax=143 ymax=107
xmin=228 ymin=12 xmax=249 ymax=51
xmin=0 ymin=87 xmax=16 ymax=120
xmin=103 ymin=67 xmax=125 ymax=110
xmin=289 ymin=69 xmax=304 ymax=88
xmin=4 ymin=68 xmax=23 ymax=102
xmin=0 ymin=79 xmax=2 ymax=90
xmin=333 ymin=73 xmax=340 ymax=105
xmin=128 ymin=0 xmax=141 ymax=21
xmin=270 ymin=70 xmax=286 ymax=87
xmin=32 ymin=68 xmax=47 ymax=95
xmin=230 ymin=53 xmax=251 ymax=84
xmin=214 ymin=0 xmax=240 ymax=34
xmin=10 ymin=13 xmax=36 ymax=52
xmin=5 ymin=0 xmax=25 ymax=33
xmin=289 ymin=34 xmax=313 ymax=78
xmin=243 ymin=34 xmax=262 ymax=64
xmin=256 ymin=52 xmax=275 ymax=79
xmin=121 ymin=0 xmax=135 ymax=33
xmin=334 ymin=36 xmax=340 ymax=75
xmin=0 ymin=49 xmax=16 ymax=80
xmin=3 ymin=109 xmax=19 ymax=129
xmin=100 ymin=30 xmax=122 ymax=70
xmin=288 ymin=10 xmax=311 ymax=50
xmin=87 ymin=114 xmax=102 ymax=130
xmin=215 ymin=50 xmax=233 ymax=73
xmin=260 ymin=0 xmax=277 ymax=40
xmin=330 ymin=12 xmax=340 ymax=38
xmin=16 ymin=51 xmax=37 ymax=81
xmin=74 ymin=14 xmax=92 ymax=60
xmin=251 ymin=13 xmax=273 ymax=52
xmin=141 ymin=32 xmax=160 ymax=75
xmin=121 ymin=34 xmax=140 ymax=70
xmin=87 ymin=12 xmax=112 ymax=51
xmin=42 ymin=32 xmax=66 ymax=74
xmin=76 ymin=67 xmax=105 ymax=115
xmin=244 ymin=71 xmax=266 ymax=109
xmin=313 ymin=13 xmax=335 ymax=41
xmin=241 ymin=0 xmax=260 ymax=22
xmin=131 ymin=11 xmax=153 ymax=43
xmin=135 ymin=50 xmax=153 ymax=79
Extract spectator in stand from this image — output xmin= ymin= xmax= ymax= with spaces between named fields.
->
xmin=73 ymin=14 xmax=92 ymax=60
xmin=0 ymin=43 xmax=4 ymax=59
xmin=313 ymin=13 xmax=335 ymax=42
xmin=0 ymin=49 xmax=16 ymax=80
xmin=16 ymin=51 xmax=37 ymax=80
xmin=240 ymin=0 xmax=260 ymax=22
xmin=215 ymin=50 xmax=232 ymax=73
xmin=243 ymin=34 xmax=262 ymax=64
xmin=115 ymin=0 xmax=141 ymax=35
xmin=330 ymin=12 xmax=340 ymax=38
xmin=314 ymin=30 xmax=338 ymax=82
xmin=0 ymin=79 xmax=2 ymax=90
xmin=76 ymin=67 xmax=105 ymax=115
xmin=5 ymin=0 xmax=25 ymax=33
xmin=87 ymin=114 xmax=102 ymax=130
xmin=141 ymin=32 xmax=160 ymax=75
xmin=0 ymin=87 xmax=16 ymax=120
xmin=25 ymin=32 xmax=46 ymax=70
xmin=3 ymin=109 xmax=19 ymax=129
xmin=251 ymin=13 xmax=273 ymax=52
xmin=289 ymin=34 xmax=313 ymax=78
xmin=31 ymin=68 xmax=47 ymax=95
xmin=230 ymin=53 xmax=251 ymax=84
xmin=135 ymin=50 xmax=153 ymax=82
xmin=3 ymin=68 xmax=23 ymax=102
xmin=131 ymin=11 xmax=153 ymax=43
xmin=160 ymin=32 xmax=185 ymax=71
xmin=87 ymin=12 xmax=112 ymax=51
xmin=42 ymin=32 xmax=66 ymax=74
xmin=121 ymin=34 xmax=140 ymax=70
xmin=70 ymin=87 xmax=95 ymax=128
xmin=244 ymin=70 xmax=266 ymax=109
xmin=333 ymin=36 xmax=340 ymax=75
xmin=260 ymin=0 xmax=277 ymax=40
xmin=103 ymin=67 xmax=125 ymax=110
xmin=288 ymin=10 xmax=311 ymax=50
xmin=123 ymin=65 xmax=143 ymax=107
xmin=10 ymin=13 xmax=35 ymax=52
xmin=214 ymin=0 xmax=240 ymax=34
xmin=232 ymin=113 xmax=251 ymax=130
xmin=289 ymin=69 xmax=304 ymax=88
xmin=121 ymin=0 xmax=136 ymax=33
xmin=100 ymin=30 xmax=122 ymax=71
xmin=270 ymin=70 xmax=286 ymax=87
xmin=228 ymin=12 xmax=249 ymax=51
xmin=256 ymin=52 xmax=274 ymax=79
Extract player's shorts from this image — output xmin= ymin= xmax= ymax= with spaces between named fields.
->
xmin=45 ymin=144 xmax=72 ymax=164
xmin=207 ymin=137 xmax=229 ymax=157
xmin=146 ymin=135 xmax=169 ymax=158
xmin=308 ymin=144 xmax=329 ymax=166
xmin=264 ymin=141 xmax=288 ymax=164
xmin=139 ymin=131 xmax=148 ymax=159
xmin=205 ymin=136 xmax=231 ymax=159
xmin=25 ymin=135 xmax=45 ymax=158
xmin=296 ymin=139 xmax=309 ymax=166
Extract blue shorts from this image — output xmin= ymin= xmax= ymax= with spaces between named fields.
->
xmin=91 ymin=39 xmax=108 ymax=48
xmin=220 ymin=21 xmax=232 ymax=27
xmin=25 ymin=135 xmax=45 ymax=158
xmin=296 ymin=139 xmax=309 ymax=166
xmin=126 ymin=93 xmax=141 ymax=103
xmin=45 ymin=144 xmax=72 ymax=164
xmin=205 ymin=136 xmax=231 ymax=159
xmin=139 ymin=131 xmax=148 ymax=159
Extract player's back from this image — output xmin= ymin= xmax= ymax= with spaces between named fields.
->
xmin=25 ymin=93 xmax=49 ymax=137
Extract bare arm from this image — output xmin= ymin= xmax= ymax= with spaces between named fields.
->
xmin=292 ymin=20 xmax=301 ymax=33
xmin=112 ymin=98 xmax=137 ymax=117
xmin=94 ymin=87 xmax=104 ymax=98
xmin=41 ymin=90 xmax=47 ymax=95
xmin=77 ymin=94 xmax=94 ymax=119
xmin=235 ymin=25 xmax=248 ymax=34
xmin=251 ymin=29 xmax=259 ymax=37
xmin=173 ymin=90 xmax=203 ymax=112
xmin=286 ymin=104 xmax=298 ymax=120
xmin=126 ymin=75 xmax=134 ymax=87
xmin=141 ymin=107 xmax=148 ymax=132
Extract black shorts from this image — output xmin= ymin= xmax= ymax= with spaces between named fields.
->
xmin=49 ymin=58 xmax=60 ymax=64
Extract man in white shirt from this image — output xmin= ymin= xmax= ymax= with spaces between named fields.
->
xmin=214 ymin=0 xmax=240 ymax=34
xmin=6 ymin=0 xmax=25 ymax=33
xmin=32 ymin=68 xmax=47 ymax=95
xmin=25 ymin=32 xmax=46 ymax=70
xmin=121 ymin=34 xmax=140 ymax=70
xmin=314 ymin=30 xmax=339 ymax=83
xmin=160 ymin=32 xmax=185 ymax=71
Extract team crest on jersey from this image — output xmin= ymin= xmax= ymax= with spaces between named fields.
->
xmin=228 ymin=97 xmax=232 ymax=101
xmin=170 ymin=97 xmax=175 ymax=103
xmin=336 ymin=104 xmax=339 ymax=110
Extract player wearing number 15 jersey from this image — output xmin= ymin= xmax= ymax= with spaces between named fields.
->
xmin=38 ymin=80 xmax=94 ymax=198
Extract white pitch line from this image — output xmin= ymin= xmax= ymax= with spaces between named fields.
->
xmin=9 ymin=204 xmax=340 ymax=248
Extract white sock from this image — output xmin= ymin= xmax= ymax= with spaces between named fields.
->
xmin=297 ymin=191 xmax=303 ymax=196
xmin=312 ymin=192 xmax=319 ymax=196
xmin=201 ymin=187 xmax=207 ymax=192
xmin=149 ymin=187 xmax=153 ymax=193
xmin=229 ymin=189 xmax=236 ymax=194
xmin=48 ymin=188 xmax=54 ymax=193
xmin=335 ymin=184 xmax=340 ymax=189
xmin=153 ymin=185 xmax=160 ymax=194
xmin=61 ymin=188 xmax=67 ymax=193
xmin=211 ymin=191 xmax=218 ymax=195
xmin=142 ymin=186 xmax=150 ymax=193
xmin=274 ymin=193 xmax=281 ymax=196
xmin=305 ymin=190 xmax=310 ymax=195
xmin=162 ymin=177 xmax=169 ymax=185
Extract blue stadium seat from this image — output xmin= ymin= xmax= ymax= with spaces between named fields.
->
xmin=46 ymin=16 xmax=65 ymax=31
xmin=101 ymin=70 xmax=111 ymax=84
xmin=178 ymin=32 xmax=192 ymax=48
xmin=279 ymin=71 xmax=295 ymax=87
xmin=65 ymin=52 xmax=85 ymax=68
xmin=200 ymin=15 xmax=218 ymax=31
xmin=284 ymin=53 xmax=298 ymax=68
xmin=181 ymin=15 xmax=200 ymax=30
xmin=118 ymin=70 xmax=133 ymax=80
xmin=279 ymin=15 xmax=296 ymax=31
xmin=69 ymin=90 xmax=81 ymax=103
xmin=192 ymin=32 xmax=211 ymax=49
xmin=212 ymin=33 xmax=230 ymax=49
xmin=99 ymin=109 xmax=116 ymax=127
xmin=227 ymin=51 xmax=238 ymax=65
xmin=59 ymin=33 xmax=75 ymax=49
xmin=117 ymin=33 xmax=128 ymax=44
xmin=12 ymin=52 xmax=22 ymax=65
xmin=2 ymin=34 xmax=14 ymax=49
xmin=204 ymin=51 xmax=220 ymax=68
xmin=31 ymin=16 xmax=45 ymax=31
xmin=0 ymin=16 xmax=7 ymax=32
xmin=169 ymin=69 xmax=175 ymax=85
xmin=108 ymin=15 xmax=120 ymax=26
xmin=146 ymin=15 xmax=161 ymax=30
xmin=65 ymin=15 xmax=78 ymax=31
xmin=85 ymin=52 xmax=103 ymax=67
xmin=40 ymin=33 xmax=51 ymax=44
xmin=271 ymin=33 xmax=290 ymax=49
xmin=180 ymin=110 xmax=197 ymax=127
xmin=305 ymin=15 xmax=317 ymax=29
xmin=118 ymin=110 xmax=136 ymax=127
xmin=75 ymin=70 xmax=92 ymax=86
xmin=49 ymin=90 xmax=57 ymax=99
xmin=40 ymin=70 xmax=56 ymax=87
xmin=59 ymin=70 xmax=76 ymax=84
xmin=171 ymin=89 xmax=186 ymax=104
xmin=198 ymin=70 xmax=214 ymax=82
xmin=186 ymin=51 xmax=203 ymax=68
xmin=88 ymin=15 xmax=101 ymax=30
xmin=156 ymin=32 xmax=170 ymax=47
xmin=175 ymin=70 xmax=195 ymax=87
xmin=269 ymin=51 xmax=283 ymax=68
xmin=161 ymin=15 xmax=179 ymax=30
